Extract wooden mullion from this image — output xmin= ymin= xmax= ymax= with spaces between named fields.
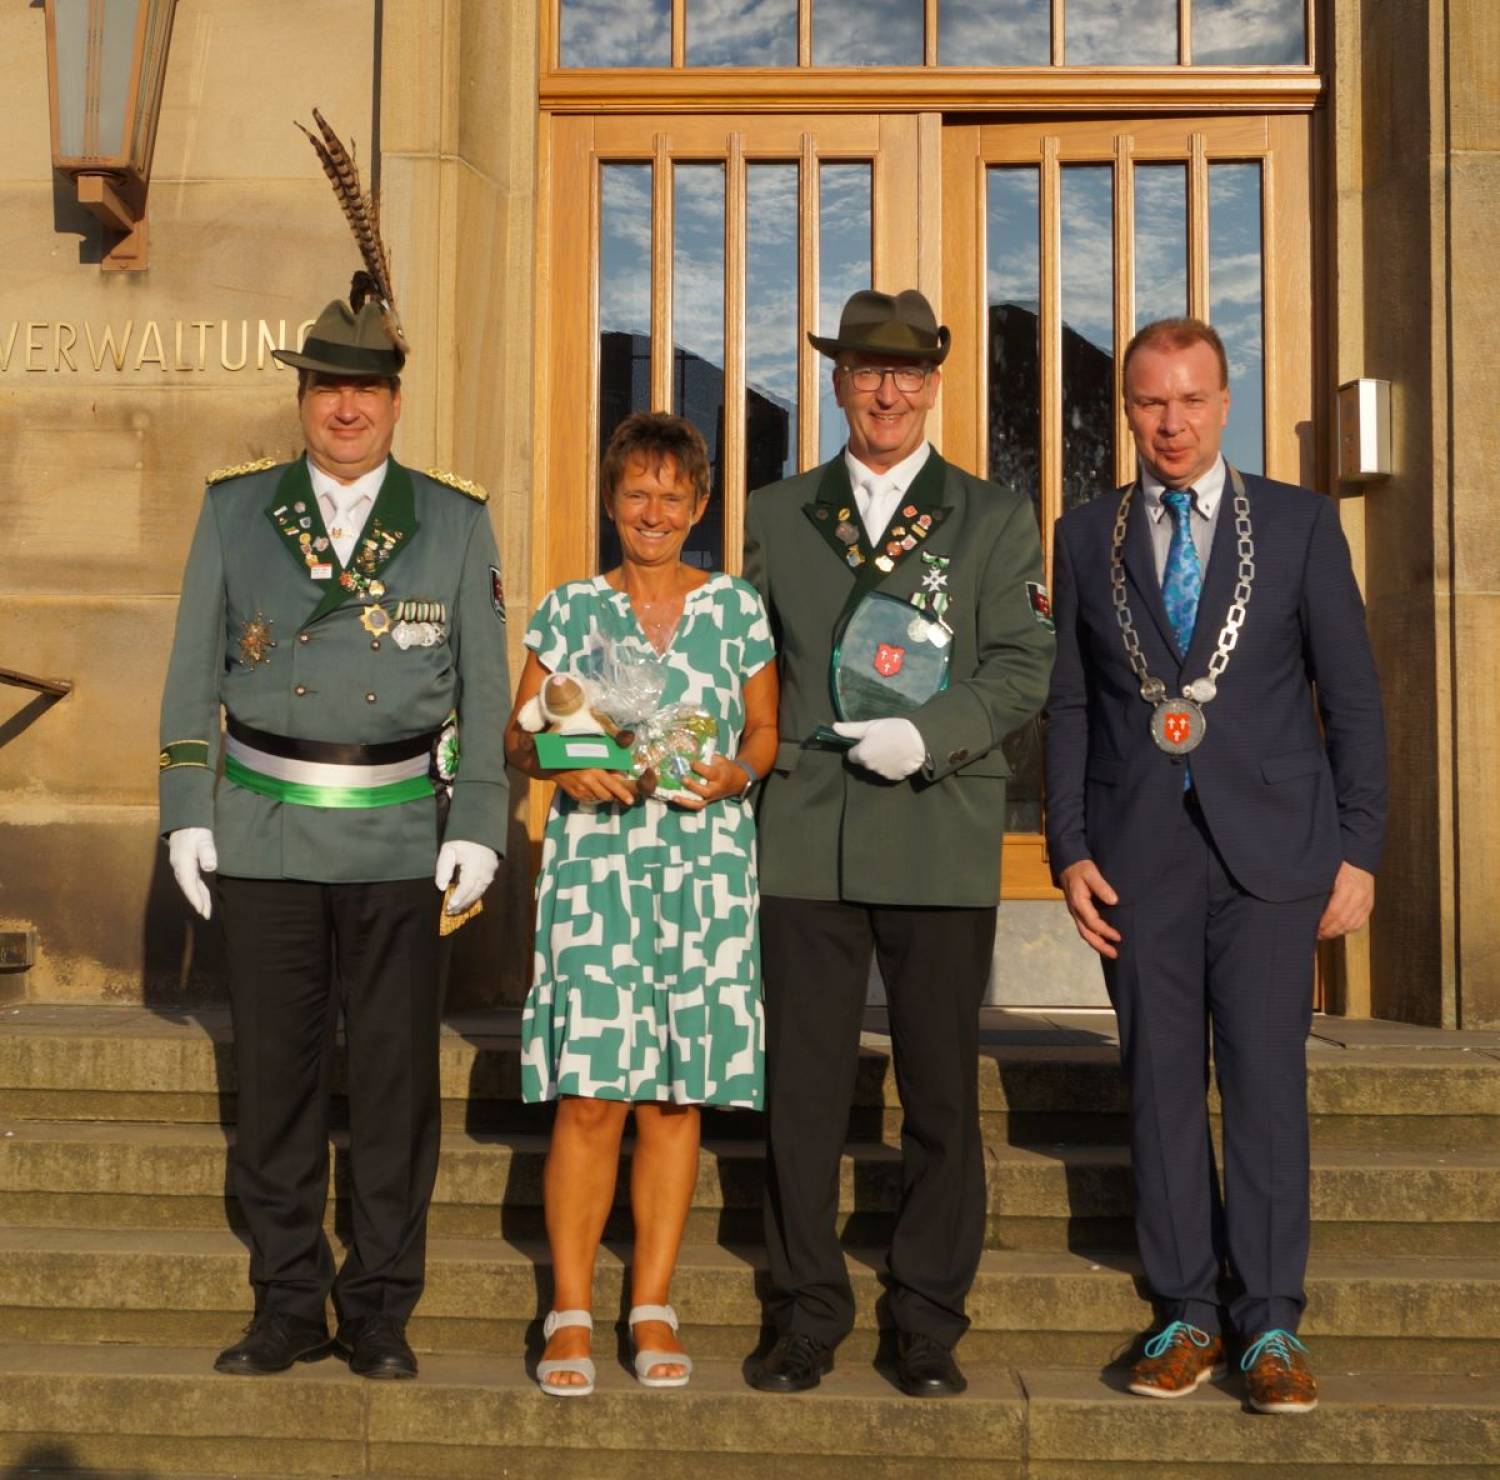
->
xmin=1179 ymin=0 xmax=1192 ymax=66
xmin=798 ymin=0 xmax=812 ymax=67
xmin=1051 ymin=0 xmax=1066 ymax=67
xmin=1114 ymin=133 xmax=1136 ymax=487
xmin=540 ymin=0 xmax=559 ymax=73
xmin=1039 ymin=136 xmax=1062 ymax=578
xmin=1188 ymin=131 xmax=1210 ymax=320
xmin=652 ymin=133 xmax=674 ymax=413
xmin=798 ymin=132 xmax=820 ymax=471
xmin=724 ymin=132 xmax=748 ymax=573
xmin=672 ymin=0 xmax=686 ymax=67
xmin=925 ymin=0 xmax=939 ymax=66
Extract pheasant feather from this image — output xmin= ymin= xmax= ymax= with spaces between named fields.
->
xmin=295 ymin=108 xmax=409 ymax=356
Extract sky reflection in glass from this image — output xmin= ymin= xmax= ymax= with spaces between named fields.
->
xmin=688 ymin=0 xmax=798 ymax=66
xmin=1133 ymin=165 xmax=1187 ymax=328
xmin=672 ymin=164 xmax=727 ymax=569
xmin=1194 ymin=0 xmax=1305 ymax=64
xmin=818 ymin=163 xmax=872 ymax=464
xmin=746 ymin=165 xmax=799 ymax=488
xmin=986 ymin=166 xmax=1044 ymax=830
xmin=941 ymin=0 xmax=1050 ymax=66
xmin=813 ymin=0 xmax=924 ymax=67
xmin=561 ymin=0 xmax=671 ymax=67
xmin=1061 ymin=167 xmax=1115 ymax=512
xmin=1210 ymin=163 xmax=1264 ymax=476
xmin=1066 ymin=0 xmax=1177 ymax=65
xmin=597 ymin=165 xmax=654 ymax=572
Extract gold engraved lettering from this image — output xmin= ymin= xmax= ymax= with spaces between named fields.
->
xmin=173 ymin=320 xmax=194 ymax=372
xmin=257 ymin=319 xmax=285 ymax=371
xmin=54 ymin=322 xmax=78 ymax=372
xmin=219 ymin=319 xmax=248 ymax=372
xmin=134 ymin=321 xmax=166 ymax=371
xmin=25 ymin=323 xmax=47 ymax=372
xmin=192 ymin=321 xmax=211 ymax=371
xmin=0 ymin=322 xmax=19 ymax=372
xmin=86 ymin=321 xmax=133 ymax=371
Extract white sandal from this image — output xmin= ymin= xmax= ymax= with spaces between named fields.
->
xmin=537 ymin=1309 xmax=595 ymax=1397
xmin=629 ymin=1303 xmax=693 ymax=1388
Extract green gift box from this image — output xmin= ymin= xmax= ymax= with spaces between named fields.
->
xmin=533 ymin=732 xmax=635 ymax=772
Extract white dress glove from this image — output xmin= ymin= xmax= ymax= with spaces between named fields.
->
xmin=435 ymin=840 xmax=499 ymax=915
xmin=167 ymin=827 xmax=217 ymax=921
xmin=831 ymin=718 xmax=927 ymax=781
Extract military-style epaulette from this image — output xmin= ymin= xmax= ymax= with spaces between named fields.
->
xmin=424 ymin=467 xmax=488 ymax=503
xmin=206 ymin=457 xmax=278 ymax=486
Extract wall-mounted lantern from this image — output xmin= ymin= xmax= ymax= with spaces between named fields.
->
xmin=1337 ymin=378 xmax=1393 ymax=485
xmin=44 ymin=0 xmax=179 ymax=272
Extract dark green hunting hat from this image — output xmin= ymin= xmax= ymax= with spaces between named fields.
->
xmin=273 ymin=299 xmax=405 ymax=378
xmin=808 ymin=288 xmax=950 ymax=365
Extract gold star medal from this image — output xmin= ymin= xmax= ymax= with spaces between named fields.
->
xmin=361 ymin=604 xmax=391 ymax=636
xmin=237 ymin=614 xmax=276 ymax=667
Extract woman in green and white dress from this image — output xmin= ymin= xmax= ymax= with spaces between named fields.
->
xmin=505 ymin=413 xmax=778 ymax=1395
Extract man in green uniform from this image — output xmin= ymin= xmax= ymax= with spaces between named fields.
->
xmin=158 ymin=292 xmax=510 ymax=1379
xmin=744 ymin=289 xmax=1054 ymax=1397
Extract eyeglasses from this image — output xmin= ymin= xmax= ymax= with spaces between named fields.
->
xmin=839 ymin=364 xmax=930 ymax=394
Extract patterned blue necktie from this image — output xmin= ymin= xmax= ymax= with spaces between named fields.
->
xmin=1161 ymin=489 xmax=1201 ymax=655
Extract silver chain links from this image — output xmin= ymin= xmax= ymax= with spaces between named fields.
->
xmin=1108 ymin=465 xmax=1254 ymax=707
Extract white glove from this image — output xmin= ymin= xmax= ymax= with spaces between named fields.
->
xmin=832 ymin=718 xmax=927 ymax=781
xmin=167 ymin=828 xmax=217 ymax=921
xmin=435 ymin=840 xmax=499 ymax=915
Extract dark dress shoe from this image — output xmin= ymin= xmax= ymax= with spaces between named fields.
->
xmin=748 ymin=1332 xmax=834 ymax=1393
xmin=214 ymin=1313 xmax=331 ymax=1376
xmin=896 ymin=1332 xmax=967 ymax=1397
xmin=337 ymin=1315 xmax=418 ymax=1380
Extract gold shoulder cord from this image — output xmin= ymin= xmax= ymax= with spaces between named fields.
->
xmin=425 ymin=468 xmax=489 ymax=503
xmin=206 ymin=457 xmax=278 ymax=486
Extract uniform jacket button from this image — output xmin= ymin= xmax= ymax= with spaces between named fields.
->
xmin=297 ymin=633 xmax=310 ymax=644
xmin=365 ymin=691 xmax=377 ymax=704
xmin=294 ymin=684 xmax=307 ymax=697
xmin=370 ymin=639 xmax=382 ymax=651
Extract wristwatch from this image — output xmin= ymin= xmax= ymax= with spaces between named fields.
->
xmin=731 ymin=757 xmax=760 ymax=797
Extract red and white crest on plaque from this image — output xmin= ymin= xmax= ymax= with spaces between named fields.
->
xmin=874 ymin=643 xmax=905 ymax=678
xmin=1163 ymin=709 xmax=1192 ymax=746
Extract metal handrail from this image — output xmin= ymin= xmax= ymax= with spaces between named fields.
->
xmin=0 ymin=666 xmax=73 ymax=699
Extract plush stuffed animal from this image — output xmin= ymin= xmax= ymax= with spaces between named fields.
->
xmin=517 ymin=672 xmax=620 ymax=738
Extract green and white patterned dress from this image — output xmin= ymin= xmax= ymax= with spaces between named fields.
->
xmin=520 ymin=574 xmax=775 ymax=1109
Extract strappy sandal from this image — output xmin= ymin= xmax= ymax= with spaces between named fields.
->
xmin=536 ymin=1309 xmax=595 ymax=1397
xmin=629 ymin=1303 xmax=693 ymax=1389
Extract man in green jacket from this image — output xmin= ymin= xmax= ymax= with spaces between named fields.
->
xmin=158 ymin=292 xmax=510 ymax=1380
xmin=744 ymin=290 xmax=1054 ymax=1397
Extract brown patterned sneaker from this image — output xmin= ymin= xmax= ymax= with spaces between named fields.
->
xmin=1127 ymin=1320 xmax=1226 ymax=1398
xmin=1242 ymin=1330 xmax=1319 ymax=1414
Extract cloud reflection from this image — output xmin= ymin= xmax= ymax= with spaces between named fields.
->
xmin=1134 ymin=165 xmax=1187 ymax=326
xmin=600 ymin=165 xmax=652 ymax=337
xmin=1066 ymin=0 xmax=1177 ymax=65
xmin=941 ymin=0 xmax=1050 ymax=66
xmin=813 ymin=0 xmax=924 ymax=66
xmin=1210 ymin=162 xmax=1264 ymax=472
xmin=1194 ymin=0 xmax=1304 ymax=64
xmin=688 ymin=0 xmax=798 ymax=66
xmin=562 ymin=0 xmax=671 ymax=66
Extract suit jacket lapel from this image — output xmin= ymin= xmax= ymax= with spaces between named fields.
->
xmin=802 ymin=457 xmax=869 ymax=572
xmin=265 ymin=457 xmax=342 ymax=588
xmin=1181 ymin=468 xmax=1245 ymax=676
xmin=1120 ymin=485 xmax=1182 ymax=662
xmin=305 ymin=458 xmax=421 ymax=625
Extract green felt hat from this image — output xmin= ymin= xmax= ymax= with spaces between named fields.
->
xmin=273 ymin=298 xmax=405 ymax=378
xmin=808 ymin=288 xmax=950 ymax=365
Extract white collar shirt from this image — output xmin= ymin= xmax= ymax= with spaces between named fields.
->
xmin=1140 ymin=453 xmax=1226 ymax=583
xmin=844 ymin=440 xmax=933 ymax=546
xmin=309 ymin=457 xmax=388 ymax=569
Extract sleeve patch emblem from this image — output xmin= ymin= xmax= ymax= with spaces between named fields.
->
xmin=1026 ymin=581 xmax=1054 ymax=630
xmin=489 ymin=565 xmax=507 ymax=623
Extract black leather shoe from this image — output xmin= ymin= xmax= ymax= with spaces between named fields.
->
xmin=214 ymin=1313 xmax=331 ymax=1376
xmin=337 ymin=1315 xmax=418 ymax=1380
xmin=896 ymin=1332 xmax=967 ymax=1397
xmin=748 ymin=1332 xmax=834 ymax=1393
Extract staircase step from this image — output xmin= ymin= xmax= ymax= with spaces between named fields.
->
xmin=0 ymin=1229 xmax=1495 ymax=1374
xmin=3 ymin=1006 xmax=1498 ymax=1149
xmin=0 ymin=1343 xmax=1494 ymax=1478
xmin=3 ymin=1121 xmax=1496 ymax=1255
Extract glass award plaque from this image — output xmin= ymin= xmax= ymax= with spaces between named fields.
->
xmin=811 ymin=591 xmax=952 ymax=746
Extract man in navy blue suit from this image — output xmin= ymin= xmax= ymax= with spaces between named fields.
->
xmin=1044 ymin=318 xmax=1386 ymax=1414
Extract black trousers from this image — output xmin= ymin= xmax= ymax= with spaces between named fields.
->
xmin=217 ymin=876 xmax=449 ymax=1326
xmin=1101 ymin=795 xmax=1324 ymax=1338
xmin=759 ymin=895 xmax=996 ymax=1350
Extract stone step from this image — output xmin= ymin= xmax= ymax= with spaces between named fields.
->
xmin=0 ymin=1343 xmax=1494 ymax=1478
xmin=1 ymin=1228 xmax=1495 ymax=1375
xmin=3 ymin=1005 xmax=1498 ymax=1149
xmin=2 ymin=1121 xmax=1497 ymax=1256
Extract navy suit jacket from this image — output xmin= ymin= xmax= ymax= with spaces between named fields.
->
xmin=1044 ymin=472 xmax=1386 ymax=904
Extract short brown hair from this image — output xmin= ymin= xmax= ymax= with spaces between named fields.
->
xmin=1122 ymin=317 xmax=1229 ymax=392
xmin=600 ymin=412 xmax=711 ymax=503
xmin=296 ymin=368 xmax=401 ymax=396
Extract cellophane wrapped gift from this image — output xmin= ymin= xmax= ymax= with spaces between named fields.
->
xmin=579 ymin=639 xmax=721 ymax=792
